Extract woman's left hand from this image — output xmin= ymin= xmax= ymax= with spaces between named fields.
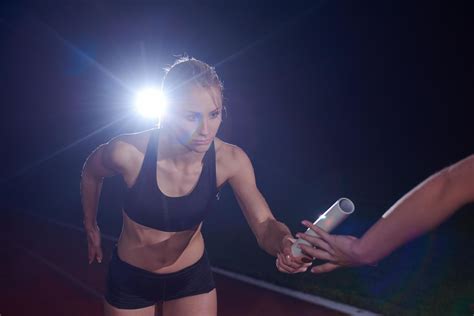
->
xmin=275 ymin=235 xmax=312 ymax=273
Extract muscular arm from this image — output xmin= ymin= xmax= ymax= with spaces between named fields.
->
xmin=227 ymin=146 xmax=292 ymax=256
xmin=354 ymin=154 xmax=474 ymax=264
xmin=302 ymin=154 xmax=474 ymax=271
xmin=80 ymin=137 xmax=129 ymax=230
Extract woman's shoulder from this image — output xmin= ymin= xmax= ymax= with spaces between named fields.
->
xmin=214 ymin=138 xmax=251 ymax=166
xmin=104 ymin=129 xmax=155 ymax=162
xmin=108 ymin=129 xmax=154 ymax=149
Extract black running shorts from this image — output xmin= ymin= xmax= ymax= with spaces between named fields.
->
xmin=105 ymin=247 xmax=216 ymax=309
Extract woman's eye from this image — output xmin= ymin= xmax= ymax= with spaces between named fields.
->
xmin=210 ymin=111 xmax=220 ymax=119
xmin=185 ymin=114 xmax=199 ymax=121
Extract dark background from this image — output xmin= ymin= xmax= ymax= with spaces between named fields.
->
xmin=1 ymin=1 xmax=473 ymax=314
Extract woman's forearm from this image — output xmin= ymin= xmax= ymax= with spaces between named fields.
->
xmin=257 ymin=219 xmax=292 ymax=256
xmin=355 ymin=155 xmax=474 ymax=264
xmin=80 ymin=172 xmax=104 ymax=230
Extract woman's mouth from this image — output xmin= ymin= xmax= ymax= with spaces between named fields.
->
xmin=192 ymin=139 xmax=211 ymax=145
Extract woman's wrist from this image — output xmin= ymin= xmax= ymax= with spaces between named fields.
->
xmin=352 ymin=238 xmax=378 ymax=266
xmin=83 ymin=219 xmax=99 ymax=232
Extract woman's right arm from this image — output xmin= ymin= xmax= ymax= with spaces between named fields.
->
xmin=297 ymin=154 xmax=474 ymax=272
xmin=80 ymin=137 xmax=129 ymax=263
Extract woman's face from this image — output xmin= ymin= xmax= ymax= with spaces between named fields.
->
xmin=164 ymin=85 xmax=223 ymax=153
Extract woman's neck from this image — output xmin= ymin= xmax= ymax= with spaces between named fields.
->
xmin=157 ymin=128 xmax=206 ymax=169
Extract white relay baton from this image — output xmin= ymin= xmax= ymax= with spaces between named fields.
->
xmin=291 ymin=198 xmax=355 ymax=257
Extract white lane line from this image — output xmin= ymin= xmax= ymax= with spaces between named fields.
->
xmin=21 ymin=211 xmax=378 ymax=315
xmin=212 ymin=267 xmax=378 ymax=316
xmin=44 ymin=216 xmax=118 ymax=242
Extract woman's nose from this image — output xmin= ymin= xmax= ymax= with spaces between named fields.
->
xmin=198 ymin=118 xmax=209 ymax=135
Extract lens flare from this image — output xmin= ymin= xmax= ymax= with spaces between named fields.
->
xmin=135 ymin=88 xmax=167 ymax=119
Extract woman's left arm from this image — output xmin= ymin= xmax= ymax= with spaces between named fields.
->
xmin=226 ymin=145 xmax=311 ymax=273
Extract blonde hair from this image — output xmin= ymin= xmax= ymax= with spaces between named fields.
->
xmin=162 ymin=56 xmax=223 ymax=99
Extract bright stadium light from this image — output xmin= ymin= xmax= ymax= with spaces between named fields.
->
xmin=135 ymin=88 xmax=167 ymax=119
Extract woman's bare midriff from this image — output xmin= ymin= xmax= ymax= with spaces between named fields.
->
xmin=116 ymin=211 xmax=205 ymax=274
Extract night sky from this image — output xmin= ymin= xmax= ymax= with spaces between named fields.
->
xmin=1 ymin=0 xmax=473 ymax=313
xmin=1 ymin=0 xmax=473 ymax=255
xmin=2 ymin=0 xmax=472 ymax=223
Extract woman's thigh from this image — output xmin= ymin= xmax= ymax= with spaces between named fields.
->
xmin=104 ymin=299 xmax=157 ymax=316
xmin=162 ymin=289 xmax=217 ymax=316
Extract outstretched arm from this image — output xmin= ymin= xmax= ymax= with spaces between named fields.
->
xmin=226 ymin=145 xmax=311 ymax=273
xmin=297 ymin=154 xmax=474 ymax=272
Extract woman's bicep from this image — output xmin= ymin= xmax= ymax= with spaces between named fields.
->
xmin=82 ymin=142 xmax=124 ymax=179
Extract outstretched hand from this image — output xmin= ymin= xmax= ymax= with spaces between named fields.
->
xmin=275 ymin=235 xmax=313 ymax=273
xmin=296 ymin=220 xmax=367 ymax=273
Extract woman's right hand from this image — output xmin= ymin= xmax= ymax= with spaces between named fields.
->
xmin=296 ymin=220 xmax=366 ymax=273
xmin=85 ymin=224 xmax=103 ymax=264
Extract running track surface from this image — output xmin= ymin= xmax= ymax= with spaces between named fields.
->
xmin=1 ymin=211 xmax=348 ymax=316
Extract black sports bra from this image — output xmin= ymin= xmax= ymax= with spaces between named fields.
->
xmin=123 ymin=129 xmax=219 ymax=232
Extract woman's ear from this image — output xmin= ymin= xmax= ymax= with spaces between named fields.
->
xmin=222 ymin=105 xmax=228 ymax=121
